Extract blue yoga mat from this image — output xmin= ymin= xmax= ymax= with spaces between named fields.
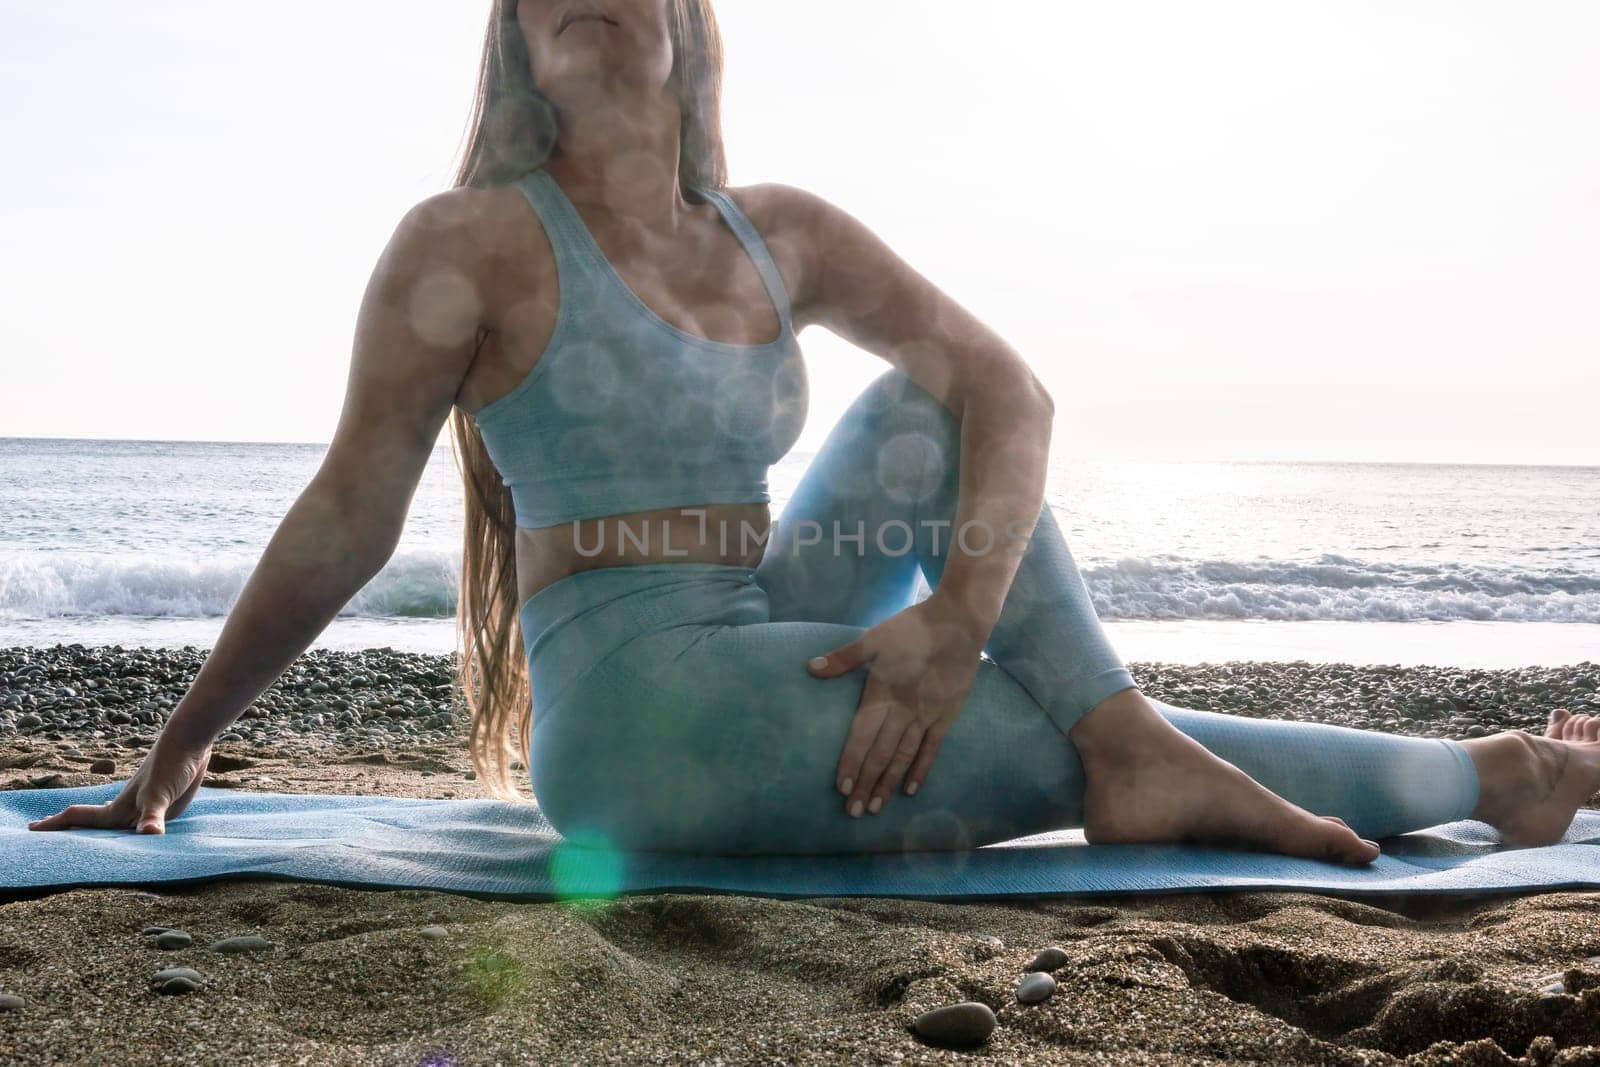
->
xmin=5 ymin=784 xmax=1600 ymax=900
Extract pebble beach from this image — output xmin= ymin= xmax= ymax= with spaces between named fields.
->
xmin=4 ymin=645 xmax=1600 ymax=1065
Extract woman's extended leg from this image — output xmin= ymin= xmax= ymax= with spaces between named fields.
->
xmin=529 ymin=369 xmax=1599 ymax=858
xmin=525 ymin=563 xmax=1600 ymax=856
xmin=754 ymin=369 xmax=1482 ymax=856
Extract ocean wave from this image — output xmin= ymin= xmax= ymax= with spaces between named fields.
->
xmin=0 ymin=550 xmax=458 ymax=621
xmin=3 ymin=549 xmax=1598 ymax=626
xmin=1085 ymin=554 xmax=1600 ymax=623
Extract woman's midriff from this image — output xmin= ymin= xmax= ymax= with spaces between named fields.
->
xmin=515 ymin=502 xmax=772 ymax=604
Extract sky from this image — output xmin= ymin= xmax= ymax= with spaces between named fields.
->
xmin=2 ymin=1 xmax=1597 ymax=465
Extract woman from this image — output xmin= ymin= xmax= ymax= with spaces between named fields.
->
xmin=31 ymin=0 xmax=1600 ymax=859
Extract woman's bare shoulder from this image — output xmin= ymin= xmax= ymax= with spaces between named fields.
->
xmin=716 ymin=182 xmax=882 ymax=327
xmin=387 ymin=185 xmax=529 ymax=263
xmin=715 ymin=181 xmax=831 ymax=237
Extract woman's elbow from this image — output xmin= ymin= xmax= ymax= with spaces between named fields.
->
xmin=1032 ymin=378 xmax=1055 ymax=421
xmin=1008 ymin=362 xmax=1054 ymax=422
xmin=302 ymin=477 xmax=403 ymax=578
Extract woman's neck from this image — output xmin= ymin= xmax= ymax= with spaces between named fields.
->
xmin=542 ymin=94 xmax=687 ymax=232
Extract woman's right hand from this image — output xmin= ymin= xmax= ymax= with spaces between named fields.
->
xmin=806 ymin=588 xmax=989 ymax=816
xmin=27 ymin=732 xmax=214 ymax=835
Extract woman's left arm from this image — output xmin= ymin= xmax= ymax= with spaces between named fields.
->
xmin=752 ymin=183 xmax=1056 ymax=813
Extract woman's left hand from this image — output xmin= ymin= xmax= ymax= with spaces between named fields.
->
xmin=806 ymin=589 xmax=987 ymax=817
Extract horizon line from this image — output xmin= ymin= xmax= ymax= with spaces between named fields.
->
xmin=3 ymin=434 xmax=1597 ymax=471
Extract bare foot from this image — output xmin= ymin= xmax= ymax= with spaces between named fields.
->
xmin=1068 ymin=690 xmax=1380 ymax=866
xmin=1459 ymin=708 xmax=1600 ymax=846
xmin=1547 ymin=707 xmax=1600 ymax=743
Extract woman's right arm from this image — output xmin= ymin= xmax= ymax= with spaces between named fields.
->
xmin=28 ymin=189 xmax=495 ymax=833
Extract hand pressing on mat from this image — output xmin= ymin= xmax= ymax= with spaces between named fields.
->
xmin=808 ymin=590 xmax=986 ymax=818
xmin=27 ymin=732 xmax=213 ymax=834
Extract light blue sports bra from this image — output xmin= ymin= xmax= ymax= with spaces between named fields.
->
xmin=472 ymin=167 xmax=809 ymax=529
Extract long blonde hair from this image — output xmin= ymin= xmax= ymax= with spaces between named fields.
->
xmin=445 ymin=0 xmax=731 ymax=800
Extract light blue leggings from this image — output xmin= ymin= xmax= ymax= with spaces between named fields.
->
xmin=521 ymin=369 xmax=1481 ymax=854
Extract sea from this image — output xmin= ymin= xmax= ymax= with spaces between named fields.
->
xmin=2 ymin=437 xmax=1597 ymax=668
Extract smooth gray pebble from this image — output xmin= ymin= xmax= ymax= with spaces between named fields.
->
xmin=208 ymin=935 xmax=274 ymax=953
xmin=910 ymin=1001 xmax=996 ymax=1048
xmin=0 ymin=993 xmax=24 ymax=1012
xmin=153 ymin=930 xmax=193 ymax=950
xmin=156 ymin=976 xmax=203 ymax=996
xmin=419 ymin=926 xmax=449 ymax=940
xmin=1016 ymin=971 xmax=1057 ymax=1004
xmin=151 ymin=967 xmax=204 ymax=985
xmin=1027 ymin=945 xmax=1068 ymax=972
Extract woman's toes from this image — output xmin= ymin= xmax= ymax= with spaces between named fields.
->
xmin=1315 ymin=820 xmax=1379 ymax=865
xmin=1286 ymin=815 xmax=1373 ymax=865
xmin=1547 ymin=707 xmax=1573 ymax=738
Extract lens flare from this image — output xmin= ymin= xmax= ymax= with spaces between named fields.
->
xmin=549 ymin=829 xmax=626 ymax=899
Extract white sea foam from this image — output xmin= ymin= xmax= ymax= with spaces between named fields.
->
xmin=0 ymin=549 xmax=458 ymax=621
xmin=4 ymin=548 xmax=1597 ymax=625
xmin=1085 ymin=555 xmax=1600 ymax=623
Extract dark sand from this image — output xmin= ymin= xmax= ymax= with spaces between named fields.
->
xmin=4 ymin=648 xmax=1600 ymax=1065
